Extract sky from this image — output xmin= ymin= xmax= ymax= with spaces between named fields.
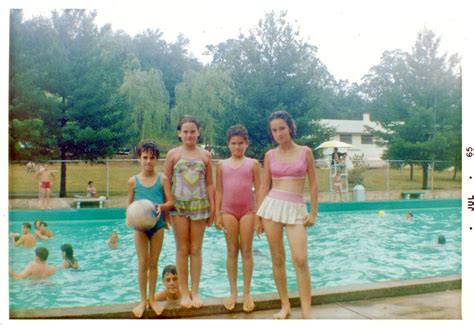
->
xmin=16 ymin=0 xmax=466 ymax=83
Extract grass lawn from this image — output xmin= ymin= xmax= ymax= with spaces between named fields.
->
xmin=9 ymin=161 xmax=461 ymax=197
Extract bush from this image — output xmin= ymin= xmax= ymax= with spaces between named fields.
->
xmin=348 ymin=154 xmax=368 ymax=186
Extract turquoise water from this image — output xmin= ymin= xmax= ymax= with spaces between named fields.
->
xmin=9 ymin=206 xmax=461 ymax=310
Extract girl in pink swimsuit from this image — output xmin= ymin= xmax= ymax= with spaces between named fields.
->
xmin=215 ymin=124 xmax=260 ymax=313
xmin=256 ymin=111 xmax=318 ymax=319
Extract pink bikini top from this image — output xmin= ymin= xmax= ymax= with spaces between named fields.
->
xmin=269 ymin=147 xmax=308 ymax=180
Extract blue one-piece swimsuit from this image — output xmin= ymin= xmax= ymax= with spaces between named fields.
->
xmin=134 ymin=174 xmax=166 ymax=237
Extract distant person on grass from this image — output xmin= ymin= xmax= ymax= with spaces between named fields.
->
xmin=9 ymin=247 xmax=56 ymax=280
xmin=10 ymin=223 xmax=36 ymax=248
xmin=87 ymin=181 xmax=98 ymax=198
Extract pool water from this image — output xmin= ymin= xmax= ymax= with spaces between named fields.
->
xmin=9 ymin=207 xmax=461 ymax=310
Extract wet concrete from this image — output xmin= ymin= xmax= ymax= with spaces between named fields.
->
xmin=192 ymin=289 xmax=461 ymax=319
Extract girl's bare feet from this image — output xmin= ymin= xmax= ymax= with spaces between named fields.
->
xmin=224 ymin=294 xmax=237 ymax=311
xmin=132 ymin=300 xmax=148 ymax=318
xmin=242 ymin=294 xmax=255 ymax=312
xmin=148 ymin=299 xmax=164 ymax=317
xmin=192 ymin=294 xmax=204 ymax=308
xmin=180 ymin=294 xmax=193 ymax=309
xmin=273 ymin=306 xmax=291 ymax=319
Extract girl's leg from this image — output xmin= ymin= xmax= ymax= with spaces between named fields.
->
xmin=239 ymin=214 xmax=255 ymax=312
xmin=189 ymin=218 xmax=207 ymax=308
xmin=171 ymin=215 xmax=192 ymax=308
xmin=222 ymin=214 xmax=240 ymax=310
xmin=147 ymin=228 xmax=165 ymax=316
xmin=286 ymin=224 xmax=312 ymax=319
xmin=261 ymin=219 xmax=290 ymax=319
xmin=133 ymin=231 xmax=150 ymax=318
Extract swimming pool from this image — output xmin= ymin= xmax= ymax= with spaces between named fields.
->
xmin=9 ymin=199 xmax=461 ymax=310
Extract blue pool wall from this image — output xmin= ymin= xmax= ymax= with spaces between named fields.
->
xmin=9 ymin=199 xmax=461 ymax=222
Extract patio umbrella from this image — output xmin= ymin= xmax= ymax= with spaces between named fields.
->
xmin=315 ymin=140 xmax=354 ymax=149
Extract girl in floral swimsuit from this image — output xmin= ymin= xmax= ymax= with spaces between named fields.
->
xmin=164 ymin=115 xmax=215 ymax=309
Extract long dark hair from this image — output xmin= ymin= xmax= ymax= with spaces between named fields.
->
xmin=61 ymin=244 xmax=77 ymax=267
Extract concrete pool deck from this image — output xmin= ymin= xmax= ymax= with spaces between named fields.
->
xmin=10 ymin=275 xmax=461 ymax=319
xmin=8 ymin=189 xmax=461 ymax=210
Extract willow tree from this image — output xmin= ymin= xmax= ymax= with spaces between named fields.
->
xmin=173 ymin=67 xmax=235 ymax=148
xmin=120 ymin=69 xmax=170 ymax=145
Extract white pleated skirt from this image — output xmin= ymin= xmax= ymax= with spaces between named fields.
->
xmin=256 ymin=189 xmax=308 ymax=225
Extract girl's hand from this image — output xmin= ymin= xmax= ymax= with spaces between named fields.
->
xmin=154 ymin=204 xmax=162 ymax=218
xmin=303 ymin=214 xmax=317 ymax=227
xmin=207 ymin=209 xmax=215 ymax=227
xmin=214 ymin=215 xmax=226 ymax=234
xmin=254 ymin=217 xmax=264 ymax=238
xmin=163 ymin=211 xmax=171 ymax=230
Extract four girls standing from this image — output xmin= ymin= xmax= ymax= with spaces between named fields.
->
xmin=130 ymin=110 xmax=318 ymax=319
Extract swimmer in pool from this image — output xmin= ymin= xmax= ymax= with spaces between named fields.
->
xmin=9 ymin=247 xmax=56 ymax=280
xmin=35 ymin=221 xmax=54 ymax=240
xmin=154 ymin=265 xmax=181 ymax=302
xmin=108 ymin=232 xmax=119 ymax=249
xmin=60 ymin=244 xmax=79 ymax=269
xmin=405 ymin=212 xmax=413 ymax=219
xmin=10 ymin=222 xmax=36 ymax=248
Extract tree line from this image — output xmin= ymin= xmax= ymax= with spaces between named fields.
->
xmin=9 ymin=9 xmax=461 ymax=194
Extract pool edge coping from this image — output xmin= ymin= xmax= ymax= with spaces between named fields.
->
xmin=10 ymin=274 xmax=461 ymax=319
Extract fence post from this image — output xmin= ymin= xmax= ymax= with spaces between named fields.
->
xmin=106 ymin=160 xmax=110 ymax=198
xmin=431 ymin=160 xmax=435 ymax=198
xmin=386 ymin=160 xmax=390 ymax=199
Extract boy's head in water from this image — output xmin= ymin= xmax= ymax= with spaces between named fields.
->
xmin=162 ymin=265 xmax=179 ymax=296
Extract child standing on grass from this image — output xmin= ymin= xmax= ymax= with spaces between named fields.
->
xmin=164 ymin=115 xmax=215 ymax=309
xmin=215 ymin=124 xmax=260 ymax=312
xmin=128 ymin=139 xmax=173 ymax=318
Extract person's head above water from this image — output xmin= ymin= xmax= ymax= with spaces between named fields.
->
xmin=35 ymin=247 xmax=49 ymax=262
xmin=438 ymin=235 xmax=446 ymax=245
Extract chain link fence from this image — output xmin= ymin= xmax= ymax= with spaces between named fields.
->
xmin=9 ymin=159 xmax=461 ymax=199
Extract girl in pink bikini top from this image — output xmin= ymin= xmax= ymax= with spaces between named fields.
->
xmin=268 ymin=147 xmax=308 ymax=180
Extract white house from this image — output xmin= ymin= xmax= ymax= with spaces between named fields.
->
xmin=318 ymin=113 xmax=386 ymax=164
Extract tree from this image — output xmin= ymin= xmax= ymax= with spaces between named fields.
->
xmin=362 ymin=29 xmax=461 ymax=189
xmin=173 ymin=67 xmax=236 ymax=149
xmin=120 ymin=69 xmax=170 ymax=145
xmin=207 ymin=11 xmax=334 ymax=158
xmin=9 ymin=10 xmax=132 ymax=196
xmin=132 ymin=30 xmax=202 ymax=129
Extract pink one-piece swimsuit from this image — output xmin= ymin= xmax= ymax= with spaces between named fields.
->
xmin=221 ymin=157 xmax=256 ymax=220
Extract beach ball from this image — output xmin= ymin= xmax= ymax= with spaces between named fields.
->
xmin=126 ymin=199 xmax=157 ymax=231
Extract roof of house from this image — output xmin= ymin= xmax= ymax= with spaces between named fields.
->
xmin=318 ymin=118 xmax=385 ymax=134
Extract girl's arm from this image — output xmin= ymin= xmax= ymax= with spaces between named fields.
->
xmin=214 ymin=161 xmax=224 ymax=231
xmin=252 ymin=159 xmax=261 ymax=197
xmin=163 ymin=148 xmax=176 ymax=181
xmin=304 ymin=147 xmax=318 ymax=226
xmin=253 ymin=159 xmax=263 ymax=237
xmin=204 ymin=152 xmax=215 ymax=227
xmin=127 ymin=177 xmax=135 ymax=206
xmin=159 ymin=174 xmax=174 ymax=212
xmin=256 ymin=152 xmax=271 ymax=208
